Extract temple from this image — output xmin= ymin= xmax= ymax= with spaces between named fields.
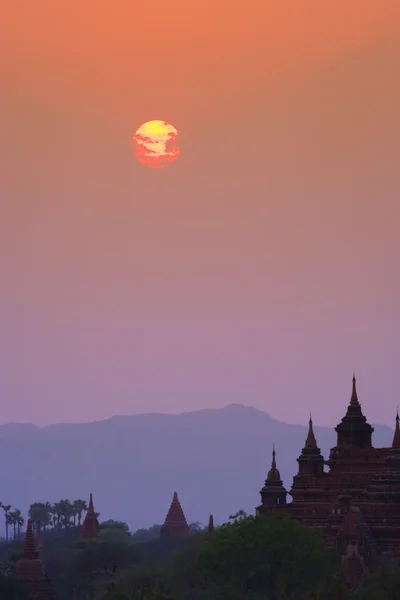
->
xmin=160 ymin=491 xmax=190 ymax=537
xmin=257 ymin=377 xmax=400 ymax=587
xmin=81 ymin=493 xmax=100 ymax=539
xmin=16 ymin=519 xmax=58 ymax=600
xmin=207 ymin=514 xmax=215 ymax=533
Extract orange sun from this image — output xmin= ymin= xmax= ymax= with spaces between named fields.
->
xmin=133 ymin=120 xmax=180 ymax=169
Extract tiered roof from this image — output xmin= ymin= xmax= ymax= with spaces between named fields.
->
xmin=16 ymin=519 xmax=58 ymax=600
xmin=160 ymin=491 xmax=189 ymax=537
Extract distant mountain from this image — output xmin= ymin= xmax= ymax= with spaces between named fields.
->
xmin=0 ymin=405 xmax=394 ymax=531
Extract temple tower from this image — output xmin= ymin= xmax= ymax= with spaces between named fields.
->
xmin=207 ymin=514 xmax=214 ymax=533
xmin=334 ymin=377 xmax=374 ymax=449
xmin=392 ymin=410 xmax=400 ymax=449
xmin=81 ymin=493 xmax=100 ymax=539
xmin=296 ymin=415 xmax=325 ymax=476
xmin=160 ymin=491 xmax=189 ymax=537
xmin=256 ymin=446 xmax=287 ymax=515
xmin=16 ymin=519 xmax=58 ymax=600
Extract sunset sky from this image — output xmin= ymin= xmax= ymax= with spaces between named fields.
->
xmin=1 ymin=1 xmax=399 ymax=428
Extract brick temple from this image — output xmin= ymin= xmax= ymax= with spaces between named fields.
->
xmin=160 ymin=491 xmax=190 ymax=537
xmin=256 ymin=376 xmax=400 ymax=585
xmin=16 ymin=519 xmax=58 ymax=600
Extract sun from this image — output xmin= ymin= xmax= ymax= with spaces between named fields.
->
xmin=133 ymin=120 xmax=180 ymax=169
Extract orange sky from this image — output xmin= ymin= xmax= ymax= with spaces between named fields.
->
xmin=0 ymin=1 xmax=399 ymax=426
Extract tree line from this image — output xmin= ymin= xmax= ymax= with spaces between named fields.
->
xmin=0 ymin=498 xmax=89 ymax=542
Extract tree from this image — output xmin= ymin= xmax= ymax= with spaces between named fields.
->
xmin=0 ymin=573 xmax=28 ymax=599
xmin=73 ymin=499 xmax=88 ymax=526
xmin=8 ymin=512 xmax=18 ymax=540
xmin=188 ymin=521 xmax=204 ymax=534
xmin=131 ymin=525 xmax=162 ymax=543
xmin=28 ymin=502 xmax=50 ymax=537
xmin=352 ymin=558 xmax=400 ymax=600
xmin=59 ymin=499 xmax=74 ymax=528
xmin=101 ymin=520 xmax=130 ymax=534
xmin=198 ymin=511 xmax=344 ymax=600
xmin=14 ymin=509 xmax=24 ymax=539
xmin=1 ymin=504 xmax=12 ymax=544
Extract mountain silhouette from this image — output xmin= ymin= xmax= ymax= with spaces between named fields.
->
xmin=0 ymin=405 xmax=394 ymax=531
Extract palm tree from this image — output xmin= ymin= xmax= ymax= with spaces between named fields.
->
xmin=28 ymin=502 xmax=49 ymax=538
xmin=53 ymin=502 xmax=62 ymax=528
xmin=43 ymin=502 xmax=52 ymax=531
xmin=1 ymin=504 xmax=11 ymax=544
xmin=73 ymin=499 xmax=88 ymax=526
xmin=59 ymin=499 xmax=73 ymax=528
xmin=14 ymin=509 xmax=24 ymax=539
xmin=8 ymin=512 xmax=18 ymax=540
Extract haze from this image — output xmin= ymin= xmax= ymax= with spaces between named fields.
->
xmin=0 ymin=1 xmax=399 ymax=427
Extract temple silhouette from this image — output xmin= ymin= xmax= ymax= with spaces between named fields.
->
xmin=256 ymin=376 xmax=400 ymax=586
xmin=15 ymin=377 xmax=400 ymax=597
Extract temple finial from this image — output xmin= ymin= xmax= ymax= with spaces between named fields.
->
xmin=305 ymin=413 xmax=317 ymax=449
xmin=267 ymin=445 xmax=281 ymax=481
xmin=392 ymin=408 xmax=400 ymax=449
xmin=350 ymin=374 xmax=360 ymax=406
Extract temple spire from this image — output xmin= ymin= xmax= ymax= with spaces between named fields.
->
xmin=82 ymin=493 xmax=100 ymax=539
xmin=267 ymin=445 xmax=281 ymax=481
xmin=305 ymin=414 xmax=318 ymax=449
xmin=392 ymin=409 xmax=400 ymax=449
xmin=207 ymin=514 xmax=214 ymax=533
xmin=350 ymin=375 xmax=360 ymax=407
xmin=257 ymin=445 xmax=287 ymax=513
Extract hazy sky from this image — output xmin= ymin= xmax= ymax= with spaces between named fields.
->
xmin=1 ymin=1 xmax=399 ymax=428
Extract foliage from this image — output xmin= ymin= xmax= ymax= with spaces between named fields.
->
xmin=101 ymin=528 xmax=131 ymax=545
xmin=0 ymin=573 xmax=28 ymax=599
xmin=351 ymin=558 xmax=400 ymax=600
xmin=198 ymin=511 xmax=343 ymax=600
xmin=101 ymin=521 xmax=130 ymax=534
xmin=2 ymin=494 xmax=400 ymax=600
xmin=131 ymin=525 xmax=162 ymax=544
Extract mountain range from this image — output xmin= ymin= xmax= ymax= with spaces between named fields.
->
xmin=0 ymin=405 xmax=394 ymax=532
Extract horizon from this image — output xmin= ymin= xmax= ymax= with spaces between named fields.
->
xmin=0 ymin=397 xmax=396 ymax=430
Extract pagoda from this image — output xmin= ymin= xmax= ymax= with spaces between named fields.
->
xmin=16 ymin=519 xmax=58 ymax=600
xmin=256 ymin=445 xmax=287 ymax=514
xmin=160 ymin=491 xmax=189 ymax=537
xmin=81 ymin=493 xmax=100 ymax=539
xmin=256 ymin=376 xmax=400 ymax=586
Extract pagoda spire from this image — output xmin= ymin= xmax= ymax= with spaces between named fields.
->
xmin=82 ymin=493 xmax=100 ymax=539
xmin=257 ymin=445 xmax=287 ymax=513
xmin=333 ymin=376 xmax=374 ymax=449
xmin=267 ymin=444 xmax=281 ymax=481
xmin=160 ymin=491 xmax=189 ymax=537
xmin=305 ymin=414 xmax=318 ymax=449
xmin=392 ymin=409 xmax=400 ymax=449
xmin=294 ymin=414 xmax=325 ymax=476
xmin=207 ymin=514 xmax=214 ymax=533
xmin=350 ymin=375 xmax=360 ymax=407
